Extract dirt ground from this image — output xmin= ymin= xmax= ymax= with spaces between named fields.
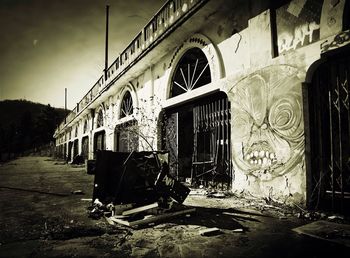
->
xmin=0 ymin=156 xmax=349 ymax=258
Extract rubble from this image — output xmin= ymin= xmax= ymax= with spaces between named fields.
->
xmin=87 ymin=150 xmax=193 ymax=227
xmin=199 ymin=227 xmax=221 ymax=236
xmin=71 ymin=190 xmax=84 ymax=195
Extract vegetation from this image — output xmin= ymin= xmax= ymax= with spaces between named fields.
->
xmin=0 ymin=99 xmax=69 ymax=161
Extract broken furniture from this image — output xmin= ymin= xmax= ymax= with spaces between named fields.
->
xmin=89 ymin=150 xmax=192 ymax=225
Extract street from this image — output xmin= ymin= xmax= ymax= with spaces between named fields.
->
xmin=0 ymin=157 xmax=348 ymax=257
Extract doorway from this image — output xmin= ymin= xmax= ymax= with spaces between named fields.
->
xmin=94 ymin=130 xmax=106 ymax=158
xmin=81 ymin=136 xmax=89 ymax=159
xmin=308 ymin=47 xmax=350 ymax=214
xmin=163 ymin=91 xmax=232 ymax=189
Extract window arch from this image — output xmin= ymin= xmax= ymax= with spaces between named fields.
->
xmin=170 ymin=47 xmax=211 ymax=98
xmin=96 ymin=109 xmax=104 ymax=128
xmin=83 ymin=119 xmax=88 ymax=133
xmin=120 ymin=91 xmax=133 ymax=118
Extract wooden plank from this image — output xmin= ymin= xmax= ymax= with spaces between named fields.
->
xmin=104 ymin=215 xmax=115 ymax=226
xmin=114 ymin=207 xmax=196 ymax=227
xmin=114 ymin=203 xmax=134 ymax=215
xmin=199 ymin=227 xmax=220 ymax=236
xmin=122 ymin=202 xmax=158 ymax=216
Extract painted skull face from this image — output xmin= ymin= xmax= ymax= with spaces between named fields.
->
xmin=230 ymin=66 xmax=304 ymax=181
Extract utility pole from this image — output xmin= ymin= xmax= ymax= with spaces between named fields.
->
xmin=104 ymin=5 xmax=109 ymax=80
xmin=64 ymin=88 xmax=67 ymax=124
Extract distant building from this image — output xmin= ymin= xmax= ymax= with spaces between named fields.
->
xmin=54 ymin=0 xmax=350 ymax=213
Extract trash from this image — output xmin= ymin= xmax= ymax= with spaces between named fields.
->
xmin=104 ymin=215 xmax=115 ymax=226
xmin=114 ymin=203 xmax=134 ymax=215
xmin=71 ymin=154 xmax=84 ymax=165
xmin=94 ymin=198 xmax=103 ymax=207
xmin=88 ymin=198 xmax=107 ymax=219
xmin=71 ymin=190 xmax=84 ymax=195
xmin=232 ymin=228 xmax=244 ymax=232
xmin=207 ymin=191 xmax=226 ymax=198
xmin=328 ymin=215 xmax=344 ymax=220
xmin=81 ymin=198 xmax=92 ymax=202
xmin=89 ymin=150 xmax=193 ymax=226
xmin=86 ymin=159 xmax=96 ymax=175
xmin=199 ymin=227 xmax=221 ymax=236
xmin=108 ymin=204 xmax=196 ymax=228
xmin=189 ymin=189 xmax=208 ymax=196
xmin=122 ymin=202 xmax=158 ymax=216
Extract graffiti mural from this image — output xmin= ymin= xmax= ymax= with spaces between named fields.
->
xmin=276 ymin=0 xmax=323 ymax=55
xmin=230 ymin=66 xmax=305 ymax=181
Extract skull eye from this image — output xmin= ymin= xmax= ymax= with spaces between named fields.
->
xmin=268 ymin=95 xmax=303 ymax=141
xmin=232 ymin=112 xmax=252 ymax=138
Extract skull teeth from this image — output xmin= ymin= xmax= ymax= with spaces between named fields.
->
xmin=245 ymin=150 xmax=277 ymax=166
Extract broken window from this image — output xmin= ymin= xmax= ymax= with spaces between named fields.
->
xmin=115 ymin=120 xmax=139 ymax=152
xmin=83 ymin=119 xmax=88 ymax=134
xmin=120 ymin=91 xmax=133 ymax=118
xmin=170 ymin=47 xmax=211 ymax=98
xmin=96 ymin=109 xmax=104 ymax=128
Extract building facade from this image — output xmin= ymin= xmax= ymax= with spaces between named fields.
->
xmin=54 ymin=0 xmax=350 ymax=212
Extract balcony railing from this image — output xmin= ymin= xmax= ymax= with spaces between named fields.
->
xmin=55 ymin=0 xmax=207 ymax=135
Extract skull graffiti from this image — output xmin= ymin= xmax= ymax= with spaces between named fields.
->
xmin=230 ymin=66 xmax=304 ymax=181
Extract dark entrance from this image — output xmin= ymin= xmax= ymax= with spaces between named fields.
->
xmin=94 ymin=131 xmax=106 ymax=158
xmin=67 ymin=141 xmax=73 ymax=161
xmin=308 ymin=48 xmax=350 ymax=214
xmin=82 ymin=136 xmax=89 ymax=159
xmin=73 ymin=139 xmax=79 ymax=158
xmin=163 ymin=92 xmax=232 ymax=189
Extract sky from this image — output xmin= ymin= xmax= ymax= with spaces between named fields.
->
xmin=0 ymin=0 xmax=165 ymax=109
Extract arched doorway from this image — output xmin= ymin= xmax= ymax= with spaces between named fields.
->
xmin=81 ymin=136 xmax=89 ymax=159
xmin=94 ymin=131 xmax=106 ymax=158
xmin=164 ymin=46 xmax=231 ymax=189
xmin=163 ymin=92 xmax=231 ymax=189
xmin=308 ymin=47 xmax=350 ymax=213
xmin=73 ymin=139 xmax=79 ymax=158
xmin=67 ymin=141 xmax=73 ymax=161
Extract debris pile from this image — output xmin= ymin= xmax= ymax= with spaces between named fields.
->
xmin=87 ymin=150 xmax=194 ymax=227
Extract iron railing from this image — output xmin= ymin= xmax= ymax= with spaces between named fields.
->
xmin=55 ymin=0 xmax=207 ymax=135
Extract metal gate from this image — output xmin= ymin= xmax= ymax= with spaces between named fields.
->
xmin=309 ymin=49 xmax=350 ymax=213
xmin=163 ymin=92 xmax=232 ymax=189
xmin=192 ymin=94 xmax=231 ymax=189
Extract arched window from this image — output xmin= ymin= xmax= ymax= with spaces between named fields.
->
xmin=120 ymin=91 xmax=133 ymax=118
xmin=170 ymin=47 xmax=211 ymax=98
xmin=96 ymin=109 xmax=104 ymax=128
xmin=83 ymin=119 xmax=88 ymax=133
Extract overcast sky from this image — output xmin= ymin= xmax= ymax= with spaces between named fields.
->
xmin=0 ymin=0 xmax=165 ymax=109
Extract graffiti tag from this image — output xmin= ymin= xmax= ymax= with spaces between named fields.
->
xmin=279 ymin=21 xmax=320 ymax=53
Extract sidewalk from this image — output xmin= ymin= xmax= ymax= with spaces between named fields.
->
xmin=0 ymin=157 xmax=348 ymax=257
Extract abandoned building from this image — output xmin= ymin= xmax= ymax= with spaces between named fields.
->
xmin=54 ymin=0 xmax=350 ymax=214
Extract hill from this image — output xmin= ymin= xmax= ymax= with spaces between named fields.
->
xmin=0 ymin=99 xmax=70 ymax=157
